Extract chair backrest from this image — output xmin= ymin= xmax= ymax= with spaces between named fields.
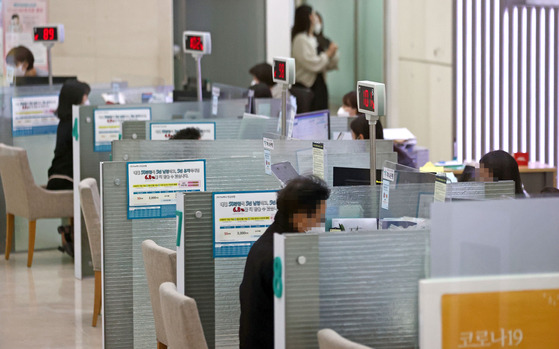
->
xmin=159 ymin=282 xmax=208 ymax=349
xmin=141 ymin=239 xmax=177 ymax=346
xmin=79 ymin=178 xmax=101 ymax=271
xmin=0 ymin=143 xmax=37 ymax=217
xmin=318 ymin=329 xmax=373 ymax=349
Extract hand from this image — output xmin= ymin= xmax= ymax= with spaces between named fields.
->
xmin=326 ymin=43 xmax=338 ymax=58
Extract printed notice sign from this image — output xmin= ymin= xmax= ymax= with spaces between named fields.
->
xmin=11 ymin=95 xmax=58 ymax=137
xmin=213 ymin=191 xmax=277 ymax=258
xmin=434 ymin=175 xmax=447 ymax=202
xmin=442 ymin=289 xmax=559 ymax=349
xmin=127 ymin=160 xmax=206 ymax=219
xmin=94 ymin=108 xmax=151 ymax=152
xmin=150 ymin=122 xmax=216 ymax=140
xmin=312 ymin=142 xmax=325 ymax=179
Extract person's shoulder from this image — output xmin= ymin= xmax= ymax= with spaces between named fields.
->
xmin=293 ymin=32 xmax=311 ymax=44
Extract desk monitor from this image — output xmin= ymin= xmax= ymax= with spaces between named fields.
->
xmin=14 ymin=76 xmax=77 ymax=86
xmin=291 ymin=109 xmax=330 ymax=140
xmin=173 ymin=89 xmax=212 ymax=102
xmin=333 ymin=167 xmax=382 ymax=186
xmin=253 ymin=98 xmax=281 ymax=117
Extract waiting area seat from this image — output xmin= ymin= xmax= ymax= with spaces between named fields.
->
xmin=78 ymin=178 xmax=102 ymax=327
xmin=318 ymin=329 xmax=373 ymax=349
xmin=142 ymin=240 xmax=177 ymax=349
xmin=159 ymin=282 xmax=208 ymax=349
xmin=0 ymin=143 xmax=73 ymax=267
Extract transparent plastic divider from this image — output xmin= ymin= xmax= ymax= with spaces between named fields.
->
xmin=122 ymin=118 xmax=279 ymax=141
xmin=277 ymin=230 xmax=430 ymax=349
xmin=379 ymin=161 xmax=436 ymax=230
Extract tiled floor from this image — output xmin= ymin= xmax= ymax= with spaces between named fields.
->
xmin=0 ymin=250 xmax=102 ymax=349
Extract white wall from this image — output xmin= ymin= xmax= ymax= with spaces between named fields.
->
xmin=48 ymin=0 xmax=173 ymax=86
xmin=266 ymin=0 xmax=294 ymax=63
xmin=388 ymin=0 xmax=453 ymax=162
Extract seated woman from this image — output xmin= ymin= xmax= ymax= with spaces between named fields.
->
xmin=479 ymin=150 xmax=526 ymax=196
xmin=337 ymin=91 xmax=359 ymax=117
xmin=47 ymin=80 xmax=91 ymax=190
xmin=350 ymin=115 xmax=416 ymax=168
xmin=5 ymin=45 xmax=44 ymax=77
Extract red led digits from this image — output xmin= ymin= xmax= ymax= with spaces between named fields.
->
xmin=363 ymin=89 xmax=369 ymax=108
xmin=188 ymin=36 xmax=203 ymax=51
xmin=279 ymin=63 xmax=285 ymax=79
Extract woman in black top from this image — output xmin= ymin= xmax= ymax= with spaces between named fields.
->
xmin=47 ymin=80 xmax=90 ymax=190
xmin=239 ymin=175 xmax=330 ymax=348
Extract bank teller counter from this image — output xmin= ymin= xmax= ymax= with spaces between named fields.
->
xmin=101 ymin=138 xmax=389 ymax=348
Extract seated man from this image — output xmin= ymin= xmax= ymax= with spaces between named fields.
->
xmin=239 ymin=175 xmax=330 ymax=348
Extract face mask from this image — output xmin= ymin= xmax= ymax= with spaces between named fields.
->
xmin=337 ymin=106 xmax=350 ymax=117
xmin=15 ymin=64 xmax=25 ymax=77
xmin=84 ymin=99 xmax=90 ymax=106
xmin=250 ymin=79 xmax=258 ymax=86
xmin=314 ymin=22 xmax=322 ymax=35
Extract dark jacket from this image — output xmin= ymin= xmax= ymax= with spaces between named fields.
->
xmin=239 ymin=221 xmax=287 ymax=349
xmin=47 ymin=119 xmax=73 ymax=178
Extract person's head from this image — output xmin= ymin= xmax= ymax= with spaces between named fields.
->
xmin=56 ymin=79 xmax=91 ymax=121
xmin=540 ymin=187 xmax=559 ymax=196
xmin=11 ymin=14 xmax=19 ymax=25
xmin=5 ymin=46 xmax=35 ymax=75
xmin=249 ymin=82 xmax=272 ymax=98
xmin=275 ymin=175 xmax=330 ymax=233
xmin=292 ymin=5 xmax=315 ymax=40
xmin=170 ymin=127 xmax=202 ymax=140
xmin=314 ymin=12 xmax=324 ymax=35
xmin=249 ymin=63 xmax=274 ymax=87
xmin=479 ymin=150 xmax=523 ymax=195
xmin=350 ymin=115 xmax=384 ymax=140
xmin=341 ymin=91 xmax=358 ymax=116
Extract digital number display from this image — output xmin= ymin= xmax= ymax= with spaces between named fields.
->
xmin=274 ymin=60 xmax=286 ymax=81
xmin=358 ymin=85 xmax=375 ymax=113
xmin=185 ymin=35 xmax=203 ymax=51
xmin=34 ymin=27 xmax=58 ymax=41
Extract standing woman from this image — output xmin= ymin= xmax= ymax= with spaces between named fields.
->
xmin=292 ymin=5 xmax=339 ymax=111
xmin=47 ymin=79 xmax=91 ymax=190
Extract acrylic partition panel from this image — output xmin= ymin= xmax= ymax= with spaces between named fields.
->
xmin=101 ymin=156 xmax=280 ymax=349
xmin=122 ymin=118 xmax=280 ymax=141
xmin=275 ymin=230 xmax=430 ymax=349
xmin=430 ymin=197 xmax=559 ymax=278
xmin=175 ymin=186 xmax=383 ymax=348
xmin=73 ymin=99 xmax=248 ymax=277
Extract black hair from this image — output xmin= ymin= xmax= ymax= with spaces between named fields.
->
xmin=342 ymin=91 xmax=358 ymax=110
xmin=171 ymin=127 xmax=201 ymax=140
xmin=249 ymin=82 xmax=272 ymax=98
xmin=458 ymin=165 xmax=476 ymax=182
xmin=480 ymin=150 xmax=524 ymax=195
xmin=249 ymin=63 xmax=274 ymax=87
xmin=540 ymin=187 xmax=559 ymax=196
xmin=274 ymin=175 xmax=330 ymax=232
xmin=56 ymin=79 xmax=90 ymax=122
xmin=11 ymin=14 xmax=19 ymax=20
xmin=292 ymin=5 xmax=313 ymax=40
xmin=5 ymin=46 xmax=35 ymax=69
xmin=350 ymin=115 xmax=384 ymax=140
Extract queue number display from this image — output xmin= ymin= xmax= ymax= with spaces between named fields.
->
xmin=33 ymin=25 xmax=64 ymax=43
xmin=358 ymin=85 xmax=375 ymax=113
xmin=274 ymin=60 xmax=286 ymax=82
xmin=272 ymin=57 xmax=295 ymax=85
xmin=182 ymin=31 xmax=211 ymax=55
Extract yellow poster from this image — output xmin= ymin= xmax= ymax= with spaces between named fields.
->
xmin=442 ymin=289 xmax=559 ymax=348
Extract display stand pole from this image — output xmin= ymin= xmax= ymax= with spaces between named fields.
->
xmin=281 ymin=84 xmax=288 ymax=137
xmin=46 ymin=43 xmax=53 ymax=86
xmin=195 ymin=55 xmax=202 ymax=102
xmin=368 ymin=117 xmax=378 ymax=185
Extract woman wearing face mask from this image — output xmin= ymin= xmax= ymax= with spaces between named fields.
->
xmin=314 ymin=12 xmax=331 ymax=54
xmin=47 ymin=80 xmax=91 ymax=190
xmin=5 ymin=46 xmax=40 ymax=77
xmin=292 ymin=5 xmax=339 ymax=111
xmin=337 ymin=91 xmax=359 ymax=117
xmin=249 ymin=63 xmax=282 ymax=99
